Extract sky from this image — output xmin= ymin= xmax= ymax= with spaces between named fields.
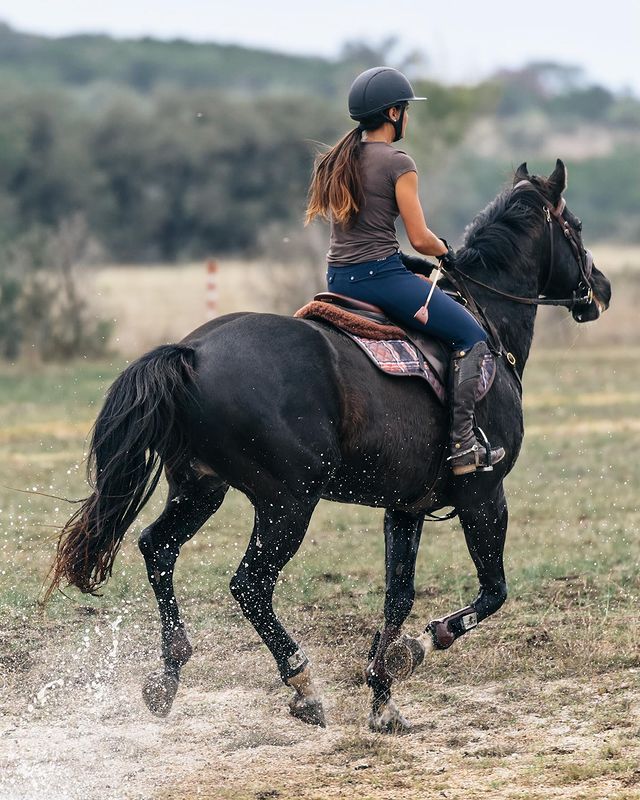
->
xmin=1 ymin=0 xmax=639 ymax=94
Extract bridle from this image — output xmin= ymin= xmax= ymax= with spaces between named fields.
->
xmin=452 ymin=180 xmax=595 ymax=311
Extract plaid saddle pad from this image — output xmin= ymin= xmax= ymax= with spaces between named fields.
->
xmin=294 ymin=300 xmax=495 ymax=406
xmin=352 ymin=336 xmax=446 ymax=403
xmin=351 ymin=336 xmax=495 ymax=406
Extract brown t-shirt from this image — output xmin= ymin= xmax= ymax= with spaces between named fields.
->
xmin=327 ymin=141 xmax=417 ymax=265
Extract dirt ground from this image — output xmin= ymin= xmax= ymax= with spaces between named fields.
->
xmin=1 ymin=325 xmax=639 ymax=799
xmin=1 ymin=599 xmax=639 ymax=800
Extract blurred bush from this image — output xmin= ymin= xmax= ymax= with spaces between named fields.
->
xmin=0 ymin=215 xmax=112 ymax=361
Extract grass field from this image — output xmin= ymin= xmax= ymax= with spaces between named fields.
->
xmin=0 ymin=340 xmax=639 ymax=799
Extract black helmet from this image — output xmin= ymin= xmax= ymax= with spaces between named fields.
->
xmin=348 ymin=66 xmax=426 ymax=121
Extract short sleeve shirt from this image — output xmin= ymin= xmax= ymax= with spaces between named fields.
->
xmin=327 ymin=141 xmax=417 ymax=265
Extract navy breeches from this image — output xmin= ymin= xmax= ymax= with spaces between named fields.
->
xmin=327 ymin=252 xmax=486 ymax=352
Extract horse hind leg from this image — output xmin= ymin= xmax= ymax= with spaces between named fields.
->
xmin=229 ymin=492 xmax=325 ymax=727
xmin=138 ymin=470 xmax=228 ymax=717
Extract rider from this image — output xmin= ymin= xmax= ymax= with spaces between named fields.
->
xmin=305 ymin=66 xmax=505 ymax=475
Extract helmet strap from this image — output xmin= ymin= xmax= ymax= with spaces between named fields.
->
xmin=383 ymin=104 xmax=407 ymax=142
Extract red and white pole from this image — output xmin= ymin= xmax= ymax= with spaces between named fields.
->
xmin=206 ymin=258 xmax=218 ymax=320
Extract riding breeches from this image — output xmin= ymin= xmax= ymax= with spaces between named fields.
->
xmin=326 ymin=252 xmax=487 ymax=352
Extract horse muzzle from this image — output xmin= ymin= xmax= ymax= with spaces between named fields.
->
xmin=572 ymin=290 xmax=609 ymax=322
xmin=572 ymin=299 xmax=601 ymax=323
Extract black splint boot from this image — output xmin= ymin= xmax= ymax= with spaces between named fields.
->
xmin=448 ymin=341 xmax=505 ymax=476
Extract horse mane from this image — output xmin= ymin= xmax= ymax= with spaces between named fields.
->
xmin=456 ymin=177 xmax=548 ymax=277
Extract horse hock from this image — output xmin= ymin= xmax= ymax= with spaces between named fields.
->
xmin=384 ymin=606 xmax=478 ymax=680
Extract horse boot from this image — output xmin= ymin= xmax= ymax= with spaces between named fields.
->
xmin=448 ymin=341 xmax=505 ymax=476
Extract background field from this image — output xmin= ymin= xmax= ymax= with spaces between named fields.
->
xmin=92 ymin=242 xmax=640 ymax=356
xmin=1 ymin=292 xmax=639 ymax=798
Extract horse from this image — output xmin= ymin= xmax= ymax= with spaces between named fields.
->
xmin=46 ymin=159 xmax=611 ymax=733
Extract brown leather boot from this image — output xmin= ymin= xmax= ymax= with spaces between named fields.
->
xmin=448 ymin=341 xmax=505 ymax=476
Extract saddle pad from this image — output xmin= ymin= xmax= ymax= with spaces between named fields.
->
xmin=295 ymin=301 xmax=496 ymax=405
xmin=350 ymin=336 xmax=496 ymax=405
xmin=295 ymin=300 xmax=404 ymax=340
xmin=352 ymin=336 xmax=447 ymax=404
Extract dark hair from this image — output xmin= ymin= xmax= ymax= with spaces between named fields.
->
xmin=306 ymin=105 xmax=406 ymax=227
xmin=305 ymin=126 xmax=364 ymax=226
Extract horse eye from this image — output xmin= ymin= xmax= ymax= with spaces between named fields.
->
xmin=576 ymin=219 xmax=583 ymax=231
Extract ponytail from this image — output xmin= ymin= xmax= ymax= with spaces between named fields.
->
xmin=305 ymin=126 xmax=363 ymax=227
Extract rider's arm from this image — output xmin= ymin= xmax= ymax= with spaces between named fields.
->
xmin=396 ymin=171 xmax=448 ymax=258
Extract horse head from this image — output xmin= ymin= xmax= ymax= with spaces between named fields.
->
xmin=513 ymin=159 xmax=612 ymax=322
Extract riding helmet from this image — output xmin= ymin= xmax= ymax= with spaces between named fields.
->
xmin=348 ymin=66 xmax=426 ymax=121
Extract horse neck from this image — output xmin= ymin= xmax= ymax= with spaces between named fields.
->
xmin=474 ymin=284 xmax=537 ymax=376
xmin=457 ymin=232 xmax=546 ymax=376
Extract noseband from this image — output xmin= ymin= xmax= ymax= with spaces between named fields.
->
xmin=453 ymin=180 xmax=595 ymax=311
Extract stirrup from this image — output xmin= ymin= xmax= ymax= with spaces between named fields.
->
xmin=475 ymin=426 xmax=499 ymax=472
xmin=448 ymin=427 xmax=505 ymax=475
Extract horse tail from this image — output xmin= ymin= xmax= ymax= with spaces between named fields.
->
xmin=44 ymin=343 xmax=197 ymax=600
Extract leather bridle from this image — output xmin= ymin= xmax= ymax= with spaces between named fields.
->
xmin=453 ymin=180 xmax=595 ymax=311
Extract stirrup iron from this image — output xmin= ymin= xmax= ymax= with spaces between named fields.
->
xmin=474 ymin=426 xmax=495 ymax=472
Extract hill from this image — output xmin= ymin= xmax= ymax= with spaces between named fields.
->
xmin=0 ymin=22 xmax=356 ymax=96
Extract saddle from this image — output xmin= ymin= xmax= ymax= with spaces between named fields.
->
xmin=294 ymin=292 xmax=495 ymax=405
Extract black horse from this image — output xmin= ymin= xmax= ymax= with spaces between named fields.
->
xmin=47 ymin=160 xmax=611 ymax=732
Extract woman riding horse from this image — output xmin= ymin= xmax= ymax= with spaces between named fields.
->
xmin=45 ymin=71 xmax=611 ymax=731
xmin=306 ymin=66 xmax=504 ymax=475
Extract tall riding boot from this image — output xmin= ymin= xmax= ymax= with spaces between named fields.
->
xmin=448 ymin=341 xmax=505 ymax=476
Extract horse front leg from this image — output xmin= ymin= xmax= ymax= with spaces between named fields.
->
xmin=385 ymin=485 xmax=508 ymax=680
xmin=138 ymin=474 xmax=228 ymax=716
xmin=367 ymin=508 xmax=424 ymax=734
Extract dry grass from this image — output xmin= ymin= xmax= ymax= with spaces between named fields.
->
xmin=93 ymin=259 xmax=273 ymax=355
xmin=585 ymin=243 xmax=640 ymax=274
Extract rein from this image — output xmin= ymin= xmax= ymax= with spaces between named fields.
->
xmin=454 ymin=257 xmax=592 ymax=309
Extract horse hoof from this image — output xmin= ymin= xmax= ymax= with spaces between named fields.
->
xmin=142 ymin=671 xmax=179 ymax=717
xmin=289 ymin=694 xmax=326 ymax=728
xmin=368 ymin=699 xmax=411 ymax=735
xmin=384 ymin=633 xmax=429 ymax=681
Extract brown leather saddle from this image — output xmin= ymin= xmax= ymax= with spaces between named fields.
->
xmin=296 ymin=291 xmax=449 ymax=385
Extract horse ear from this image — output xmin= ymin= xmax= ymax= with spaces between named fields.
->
xmin=514 ymin=162 xmax=529 ymax=184
xmin=548 ymin=158 xmax=568 ymax=200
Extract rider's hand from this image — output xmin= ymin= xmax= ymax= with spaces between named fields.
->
xmin=437 ymin=239 xmax=457 ymax=271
